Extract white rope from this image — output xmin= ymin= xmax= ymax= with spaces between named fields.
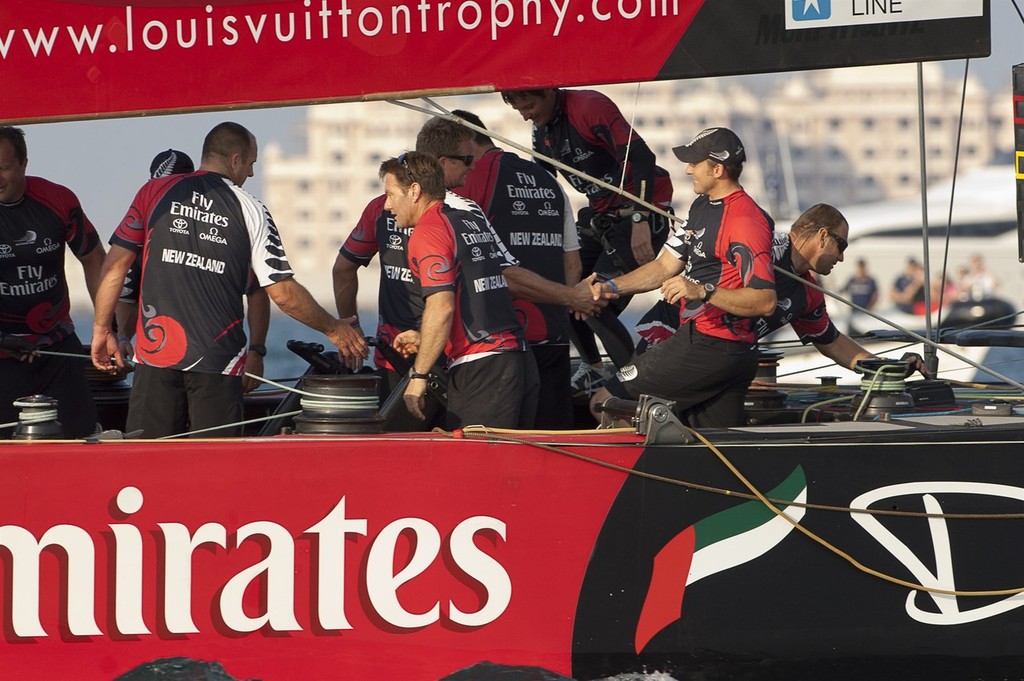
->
xmin=617 ymin=81 xmax=642 ymax=195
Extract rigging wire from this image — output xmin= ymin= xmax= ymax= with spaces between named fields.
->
xmin=934 ymin=59 xmax=972 ymax=330
xmin=617 ymin=82 xmax=642 ymax=196
xmin=390 ymin=96 xmax=681 ymax=228
xmin=773 ymin=267 xmax=1024 ymax=390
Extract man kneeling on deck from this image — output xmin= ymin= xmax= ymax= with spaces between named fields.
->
xmin=382 ymin=151 xmax=539 ymax=430
xmin=632 ymin=203 xmax=933 ymax=400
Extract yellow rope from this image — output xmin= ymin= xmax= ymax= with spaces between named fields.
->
xmin=446 ymin=428 xmax=1024 ymax=598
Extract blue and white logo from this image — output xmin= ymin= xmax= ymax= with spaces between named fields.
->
xmin=792 ymin=0 xmax=830 ymax=21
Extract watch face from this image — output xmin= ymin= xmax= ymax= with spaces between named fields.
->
xmin=632 ymin=212 xmax=643 ymax=223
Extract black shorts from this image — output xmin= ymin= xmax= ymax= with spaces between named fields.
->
xmin=604 ymin=323 xmax=757 ymax=428
xmin=127 ymin=364 xmax=243 ymax=438
xmin=531 ymin=344 xmax=572 ymax=430
xmin=445 ymin=351 xmax=539 ymax=430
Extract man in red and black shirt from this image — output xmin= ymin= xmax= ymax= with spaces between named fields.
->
xmin=453 ymin=110 xmax=590 ymax=429
xmin=382 ymin=151 xmax=538 ymax=430
xmin=0 ymin=126 xmax=105 ymax=438
xmin=502 ymin=87 xmax=674 ymax=392
xmin=637 ymin=203 xmax=931 ymax=379
xmin=92 ymin=122 xmax=366 ymax=438
xmin=332 ymin=117 xmax=481 ymax=417
xmin=589 ymin=128 xmax=776 ymax=428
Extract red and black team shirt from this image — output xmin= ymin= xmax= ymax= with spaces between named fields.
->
xmin=456 ymin=148 xmax=579 ymax=346
xmin=407 ymin=195 xmax=525 ymax=366
xmin=637 ymin=230 xmax=840 ymax=351
xmin=754 ymin=231 xmax=839 ymax=344
xmin=339 ymin=194 xmax=424 ymax=372
xmin=532 ymin=89 xmax=673 ymax=212
xmin=111 ymin=171 xmax=293 ymax=375
xmin=664 ymin=190 xmax=774 ymax=345
xmin=0 ymin=176 xmax=99 ymax=355
xmin=340 ymin=191 xmax=503 ymax=370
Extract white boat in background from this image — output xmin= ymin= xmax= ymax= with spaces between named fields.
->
xmin=820 ymin=164 xmax=1022 ymax=311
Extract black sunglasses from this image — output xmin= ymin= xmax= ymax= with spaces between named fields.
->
xmin=826 ymin=230 xmax=849 ymax=254
xmin=442 ymin=154 xmax=474 ymax=166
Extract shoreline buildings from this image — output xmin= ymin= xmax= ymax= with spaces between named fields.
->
xmin=263 ymin=63 xmax=1012 ymax=302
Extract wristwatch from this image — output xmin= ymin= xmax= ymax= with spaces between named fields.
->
xmin=248 ymin=344 xmax=267 ymax=356
xmin=702 ymin=282 xmax=716 ymax=301
xmin=631 ymin=211 xmax=648 ymax=224
xmin=408 ymin=368 xmax=431 ymax=381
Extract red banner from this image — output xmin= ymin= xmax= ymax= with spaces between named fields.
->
xmin=0 ymin=0 xmax=700 ymax=123
xmin=0 ymin=1 xmax=990 ymax=124
xmin=0 ymin=434 xmax=642 ymax=680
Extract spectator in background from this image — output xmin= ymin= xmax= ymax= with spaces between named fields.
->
xmin=842 ymin=258 xmax=879 ymax=335
xmin=960 ymin=253 xmax=1000 ymax=301
xmin=0 ymin=125 xmax=105 ymax=438
xmin=890 ymin=257 xmax=926 ymax=314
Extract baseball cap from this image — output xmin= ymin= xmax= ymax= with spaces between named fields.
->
xmin=149 ymin=148 xmax=195 ymax=179
xmin=672 ymin=127 xmax=746 ymax=166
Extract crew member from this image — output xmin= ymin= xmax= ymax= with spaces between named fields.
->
xmin=589 ymin=127 xmax=776 ymax=428
xmin=453 ymin=109 xmax=583 ymax=429
xmin=383 ymin=151 xmax=539 ymax=429
xmin=640 ymin=203 xmax=931 ymax=379
xmin=501 ymin=87 xmax=674 ymax=397
xmin=0 ymin=125 xmax=105 ymax=438
xmin=92 ymin=122 xmax=367 ymax=438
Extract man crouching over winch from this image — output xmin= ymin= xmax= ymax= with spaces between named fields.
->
xmin=610 ymin=202 xmax=932 ymax=427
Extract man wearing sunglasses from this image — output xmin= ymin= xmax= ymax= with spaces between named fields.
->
xmin=451 ymin=109 xmax=602 ymax=429
xmin=635 ymin=203 xmax=931 ymax=380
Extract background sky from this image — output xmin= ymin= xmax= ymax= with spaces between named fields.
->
xmin=20 ymin=3 xmax=1024 ymax=266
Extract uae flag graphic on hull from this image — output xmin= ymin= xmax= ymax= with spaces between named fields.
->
xmin=634 ymin=466 xmax=808 ymax=652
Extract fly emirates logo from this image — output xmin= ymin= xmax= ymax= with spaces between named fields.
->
xmin=0 ymin=486 xmax=511 ymax=638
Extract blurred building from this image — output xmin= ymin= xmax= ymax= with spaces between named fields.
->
xmin=262 ymin=64 xmax=1013 ymax=301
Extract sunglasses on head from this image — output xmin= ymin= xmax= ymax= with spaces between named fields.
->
xmin=397 ymin=151 xmax=417 ymax=183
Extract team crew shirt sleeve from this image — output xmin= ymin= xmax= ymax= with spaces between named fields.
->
xmin=339 ymin=195 xmax=385 ymax=266
xmin=560 ymin=184 xmax=580 ymax=252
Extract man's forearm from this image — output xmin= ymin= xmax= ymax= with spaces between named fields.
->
xmin=413 ymin=293 xmax=454 ymax=373
xmin=267 ymin=277 xmax=337 ymax=333
xmin=610 ymin=256 xmax=679 ymax=296
xmin=505 ymin=265 xmax=571 ymax=305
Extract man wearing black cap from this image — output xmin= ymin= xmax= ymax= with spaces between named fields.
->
xmin=634 ymin=203 xmax=932 ymax=380
xmin=587 ymin=127 xmax=776 ymax=428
